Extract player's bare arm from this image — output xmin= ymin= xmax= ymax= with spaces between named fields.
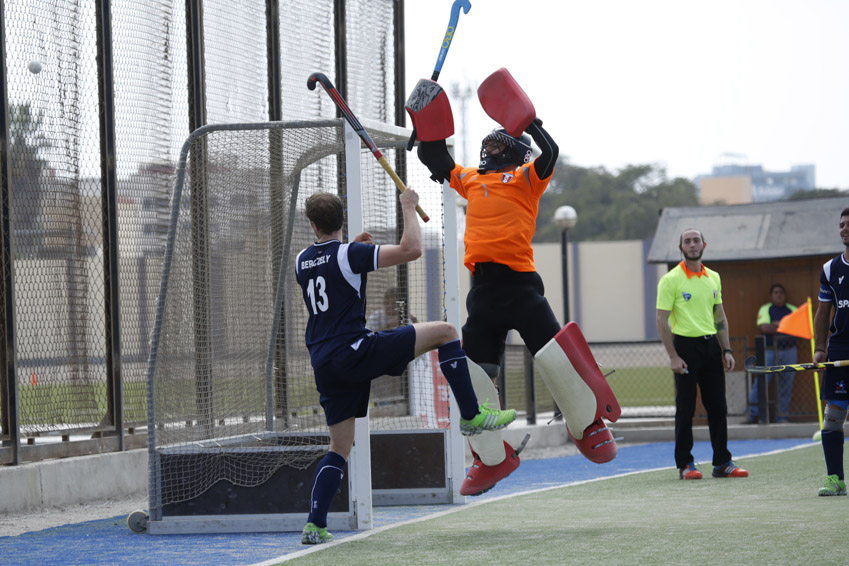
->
xmin=813 ymin=300 xmax=833 ymax=364
xmin=377 ymin=189 xmax=422 ymax=269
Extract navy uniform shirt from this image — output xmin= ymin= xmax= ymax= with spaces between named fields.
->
xmin=819 ymin=254 xmax=849 ymax=353
xmin=295 ymin=239 xmax=380 ymax=367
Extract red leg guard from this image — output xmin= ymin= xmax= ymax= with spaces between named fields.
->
xmin=460 ymin=441 xmax=521 ymax=496
xmin=566 ymin=419 xmax=617 ymax=464
xmin=535 ymin=322 xmax=621 ymax=464
xmin=554 ymin=322 xmax=621 ymax=424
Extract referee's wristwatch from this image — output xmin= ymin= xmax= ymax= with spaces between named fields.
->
xmin=723 ymin=348 xmax=733 ymax=355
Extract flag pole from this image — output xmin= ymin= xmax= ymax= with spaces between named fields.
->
xmin=806 ymin=297 xmax=824 ymax=431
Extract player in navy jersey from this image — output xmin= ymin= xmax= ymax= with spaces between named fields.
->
xmin=814 ymin=207 xmax=849 ymax=496
xmin=295 ymin=189 xmax=516 ymax=544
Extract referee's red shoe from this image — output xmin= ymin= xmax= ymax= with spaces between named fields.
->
xmin=712 ymin=461 xmax=749 ymax=478
xmin=679 ymin=462 xmax=703 ymax=480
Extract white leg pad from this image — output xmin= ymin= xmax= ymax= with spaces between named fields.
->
xmin=535 ymin=340 xmax=597 ymax=440
xmin=467 ymin=359 xmax=507 ymax=466
xmin=533 ymin=323 xmax=621 ymax=441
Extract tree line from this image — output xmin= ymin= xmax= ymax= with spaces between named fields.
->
xmin=533 ymin=158 xmax=846 ymax=244
xmin=533 ymin=161 xmax=698 ymax=243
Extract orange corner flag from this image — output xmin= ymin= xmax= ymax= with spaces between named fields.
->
xmin=777 ymin=301 xmax=812 ymax=340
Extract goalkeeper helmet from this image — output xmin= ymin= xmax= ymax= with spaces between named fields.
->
xmin=478 ymin=128 xmax=533 ymax=172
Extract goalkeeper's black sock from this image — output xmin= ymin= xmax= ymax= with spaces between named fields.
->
xmin=822 ymin=429 xmax=844 ymax=480
xmin=437 ymin=339 xmax=479 ymax=421
xmin=306 ymin=451 xmax=346 ymax=528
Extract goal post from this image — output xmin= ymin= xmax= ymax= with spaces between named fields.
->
xmin=143 ymin=119 xmax=464 ymax=535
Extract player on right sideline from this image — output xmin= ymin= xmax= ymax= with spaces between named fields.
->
xmin=411 ymin=70 xmax=620 ymax=497
xmin=813 ymin=206 xmax=849 ymax=496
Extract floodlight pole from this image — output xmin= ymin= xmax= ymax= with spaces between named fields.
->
xmin=554 ymin=206 xmax=578 ymax=324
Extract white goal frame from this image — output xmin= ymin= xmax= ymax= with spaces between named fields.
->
xmin=143 ymin=119 xmax=464 ymax=535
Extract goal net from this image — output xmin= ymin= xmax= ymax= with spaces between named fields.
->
xmin=146 ymin=119 xmax=460 ymax=532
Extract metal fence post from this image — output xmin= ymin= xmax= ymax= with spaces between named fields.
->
xmin=0 ymin=0 xmax=22 ymax=465
xmin=755 ymin=335 xmax=769 ymax=424
xmin=497 ymin=351 xmax=507 ymax=408
xmin=523 ymin=347 xmax=536 ymax=425
xmin=96 ymin=0 xmax=124 ymax=448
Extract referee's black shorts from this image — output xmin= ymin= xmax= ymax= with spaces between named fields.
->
xmin=461 ymin=262 xmax=561 ymax=366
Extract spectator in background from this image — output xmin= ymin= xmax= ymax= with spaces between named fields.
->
xmin=367 ymin=286 xmax=417 ymax=331
xmin=744 ymin=284 xmax=798 ymax=424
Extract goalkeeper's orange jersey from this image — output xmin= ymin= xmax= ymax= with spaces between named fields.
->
xmin=449 ymin=161 xmax=552 ymax=273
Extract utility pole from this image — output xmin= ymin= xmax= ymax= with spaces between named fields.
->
xmin=450 ymin=81 xmax=475 ymax=166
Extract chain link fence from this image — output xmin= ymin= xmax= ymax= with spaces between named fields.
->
xmin=1 ymin=1 xmax=821 ymax=467
xmin=498 ymin=335 xmax=821 ymax=425
xmin=0 ymin=0 xmax=401 ymax=465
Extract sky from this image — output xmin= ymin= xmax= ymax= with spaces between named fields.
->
xmin=404 ymin=0 xmax=849 ymax=189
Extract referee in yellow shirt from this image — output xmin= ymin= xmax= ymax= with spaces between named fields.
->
xmin=656 ymin=229 xmax=749 ymax=480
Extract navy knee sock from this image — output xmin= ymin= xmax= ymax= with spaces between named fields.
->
xmin=822 ymin=429 xmax=844 ymax=480
xmin=437 ymin=339 xmax=479 ymax=420
xmin=307 ymin=451 xmax=346 ymax=528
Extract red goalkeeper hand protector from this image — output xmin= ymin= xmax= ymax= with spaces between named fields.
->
xmin=477 ymin=68 xmax=536 ymax=137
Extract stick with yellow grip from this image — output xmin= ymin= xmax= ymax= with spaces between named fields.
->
xmin=307 ymin=72 xmax=429 ymax=222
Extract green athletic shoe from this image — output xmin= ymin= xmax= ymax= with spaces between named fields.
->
xmin=301 ymin=522 xmax=334 ymax=544
xmin=818 ymin=474 xmax=847 ymax=497
xmin=459 ymin=401 xmax=517 ymax=436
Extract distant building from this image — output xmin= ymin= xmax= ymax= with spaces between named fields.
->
xmin=696 ymin=163 xmax=815 ymax=204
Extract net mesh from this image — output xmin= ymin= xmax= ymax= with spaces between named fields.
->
xmin=150 ymin=120 xmax=448 ymax=509
xmin=4 ymin=0 xmax=108 ymax=433
xmin=1 ymin=0 xmax=399 ymax=445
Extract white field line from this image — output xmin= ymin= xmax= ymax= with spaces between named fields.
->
xmin=249 ymin=440 xmax=814 ymax=565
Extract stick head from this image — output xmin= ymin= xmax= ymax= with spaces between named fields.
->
xmin=307 ymin=72 xmax=333 ymax=92
xmin=452 ymin=0 xmax=472 ymax=17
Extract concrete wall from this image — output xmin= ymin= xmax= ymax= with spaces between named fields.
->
xmin=0 ymin=449 xmax=147 ymax=514
xmin=457 ymin=237 xmax=661 ymax=344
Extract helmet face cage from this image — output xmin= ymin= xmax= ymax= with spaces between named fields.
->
xmin=478 ymin=128 xmax=533 ymax=171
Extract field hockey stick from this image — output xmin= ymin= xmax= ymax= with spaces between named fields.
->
xmin=432 ymin=0 xmax=472 ymax=82
xmin=744 ymin=355 xmax=849 ymax=374
xmin=406 ymin=0 xmax=472 ymax=150
xmin=307 ymin=72 xmax=429 ymax=222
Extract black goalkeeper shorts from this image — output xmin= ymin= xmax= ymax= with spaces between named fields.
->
xmin=461 ymin=262 xmax=561 ymax=367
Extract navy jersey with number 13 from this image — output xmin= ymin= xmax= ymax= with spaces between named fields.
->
xmin=295 ymin=239 xmax=380 ymax=367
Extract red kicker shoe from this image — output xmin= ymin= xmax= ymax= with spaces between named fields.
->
xmin=460 ymin=437 xmax=528 ymax=496
xmin=567 ymin=418 xmax=617 ymax=464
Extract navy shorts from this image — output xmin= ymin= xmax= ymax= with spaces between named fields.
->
xmin=313 ymin=325 xmax=416 ymax=426
xmin=821 ymin=345 xmax=849 ymax=402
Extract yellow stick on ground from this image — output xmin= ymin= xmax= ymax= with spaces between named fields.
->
xmin=805 ymin=297 xmax=823 ymax=430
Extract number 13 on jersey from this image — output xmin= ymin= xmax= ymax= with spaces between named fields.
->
xmin=307 ymin=276 xmax=329 ymax=314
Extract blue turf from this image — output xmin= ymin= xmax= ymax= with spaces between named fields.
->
xmin=0 ymin=439 xmax=811 ymax=566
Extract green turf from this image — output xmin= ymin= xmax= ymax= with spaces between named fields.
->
xmin=505 ymin=365 xmax=675 ymax=411
xmin=14 ymin=376 xmax=323 ymax=427
xmin=605 ymin=366 xmax=674 ymax=406
xmin=280 ymin=445 xmax=842 ymax=566
xmin=16 ymin=381 xmax=147 ymax=425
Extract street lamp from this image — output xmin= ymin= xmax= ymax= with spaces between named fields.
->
xmin=553 ymin=206 xmax=577 ymax=324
